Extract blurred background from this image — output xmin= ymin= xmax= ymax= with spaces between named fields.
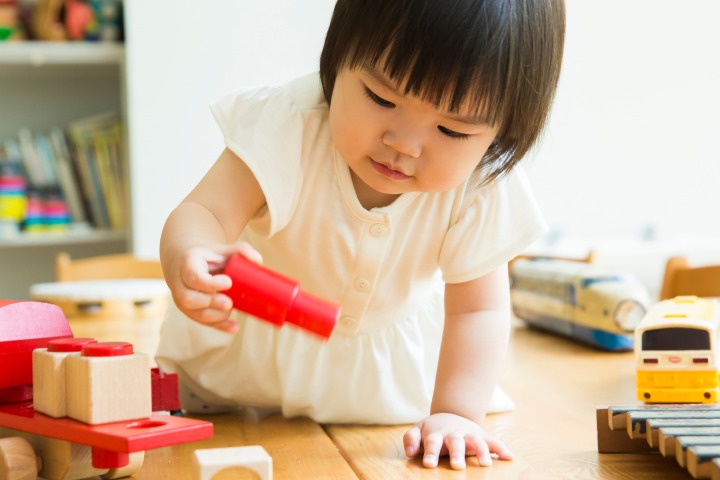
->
xmin=1 ymin=0 xmax=719 ymax=300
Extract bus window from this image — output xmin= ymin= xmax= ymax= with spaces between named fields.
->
xmin=641 ymin=327 xmax=711 ymax=351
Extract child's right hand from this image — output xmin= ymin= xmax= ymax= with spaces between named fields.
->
xmin=166 ymin=242 xmax=262 ymax=333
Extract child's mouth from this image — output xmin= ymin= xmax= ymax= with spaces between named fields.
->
xmin=370 ymin=159 xmax=410 ymax=180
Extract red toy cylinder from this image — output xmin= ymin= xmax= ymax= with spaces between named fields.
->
xmin=286 ymin=291 xmax=340 ymax=339
xmin=222 ymin=254 xmax=299 ymax=327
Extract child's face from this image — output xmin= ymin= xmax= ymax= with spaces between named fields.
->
xmin=329 ymin=66 xmax=500 ymax=199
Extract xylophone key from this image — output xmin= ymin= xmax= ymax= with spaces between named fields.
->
xmin=599 ymin=406 xmax=720 ymax=479
xmin=687 ymin=445 xmax=720 ymax=479
xmin=675 ymin=437 xmax=720 ymax=468
xmin=646 ymin=419 xmax=720 ymax=447
xmin=711 ymin=457 xmax=720 ymax=480
xmin=657 ymin=427 xmax=720 ymax=457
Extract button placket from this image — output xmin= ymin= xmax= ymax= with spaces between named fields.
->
xmin=337 ymin=218 xmax=391 ymax=335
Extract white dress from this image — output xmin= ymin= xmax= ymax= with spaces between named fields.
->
xmin=155 ymin=72 xmax=547 ymax=424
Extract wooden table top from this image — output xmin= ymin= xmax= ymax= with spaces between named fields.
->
xmin=121 ymin=322 xmax=694 ymax=479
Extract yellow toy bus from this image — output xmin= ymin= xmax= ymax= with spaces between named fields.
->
xmin=635 ymin=296 xmax=720 ymax=403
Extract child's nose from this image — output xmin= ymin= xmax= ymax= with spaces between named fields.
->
xmin=381 ymin=126 xmax=422 ymax=159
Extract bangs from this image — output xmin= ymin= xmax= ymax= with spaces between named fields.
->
xmin=330 ymin=0 xmax=513 ymax=126
xmin=320 ymin=0 xmax=566 ymax=185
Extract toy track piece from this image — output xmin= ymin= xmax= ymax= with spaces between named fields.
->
xmin=0 ymin=436 xmax=41 ymax=480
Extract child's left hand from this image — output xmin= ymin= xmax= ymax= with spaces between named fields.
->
xmin=402 ymin=412 xmax=513 ymax=469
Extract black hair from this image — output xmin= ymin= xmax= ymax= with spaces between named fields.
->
xmin=320 ymin=0 xmax=565 ymax=184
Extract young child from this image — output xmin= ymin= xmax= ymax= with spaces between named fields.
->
xmin=156 ymin=0 xmax=565 ymax=470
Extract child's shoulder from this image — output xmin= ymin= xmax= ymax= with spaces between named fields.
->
xmin=229 ymin=72 xmax=326 ymax=113
xmin=279 ymin=71 xmax=328 ymax=112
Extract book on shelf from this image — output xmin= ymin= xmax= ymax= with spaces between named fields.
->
xmin=6 ymin=112 xmax=127 ymax=233
xmin=68 ymin=112 xmax=127 ymax=230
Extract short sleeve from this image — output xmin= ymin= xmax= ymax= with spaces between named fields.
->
xmin=439 ymin=167 xmax=548 ymax=283
xmin=210 ymin=85 xmax=303 ymax=236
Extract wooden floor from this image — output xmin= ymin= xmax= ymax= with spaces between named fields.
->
xmin=59 ymin=316 xmax=695 ymax=479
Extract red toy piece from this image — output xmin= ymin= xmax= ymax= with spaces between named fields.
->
xmin=0 ymin=301 xmax=72 ymax=403
xmin=0 ymin=403 xmax=211 ymax=469
xmin=0 ymin=300 xmax=213 ymax=476
xmin=151 ymin=367 xmax=182 ymax=415
xmin=222 ymin=254 xmax=340 ymax=339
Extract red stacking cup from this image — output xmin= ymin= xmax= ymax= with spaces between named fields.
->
xmin=222 ymin=254 xmax=340 ymax=339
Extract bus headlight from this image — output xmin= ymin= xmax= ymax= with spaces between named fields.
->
xmin=614 ymin=300 xmax=646 ymax=332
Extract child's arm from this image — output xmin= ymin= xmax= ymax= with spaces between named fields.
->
xmin=403 ymin=265 xmax=513 ymax=469
xmin=160 ymin=147 xmax=266 ymax=332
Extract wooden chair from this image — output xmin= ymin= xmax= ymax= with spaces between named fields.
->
xmin=659 ymin=256 xmax=720 ymax=300
xmin=55 ymin=252 xmax=164 ymax=282
xmin=31 ymin=252 xmax=169 ymax=356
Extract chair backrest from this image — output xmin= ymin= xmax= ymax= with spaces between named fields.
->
xmin=55 ymin=252 xmax=164 ymax=282
xmin=659 ymin=256 xmax=720 ymax=300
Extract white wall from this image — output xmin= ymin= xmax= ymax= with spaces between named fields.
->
xmin=124 ymin=1 xmax=720 ymax=259
xmin=124 ymin=0 xmax=335 ymax=257
xmin=527 ymin=1 xmax=720 ymax=242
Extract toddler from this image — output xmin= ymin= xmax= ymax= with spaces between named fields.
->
xmin=157 ymin=0 xmax=565 ymax=470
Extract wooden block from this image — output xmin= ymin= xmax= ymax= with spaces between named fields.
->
xmin=32 ymin=338 xmax=97 ymax=418
xmin=193 ymin=446 xmax=273 ymax=480
xmin=66 ymin=342 xmax=151 ymax=425
xmin=687 ymin=445 xmax=720 ymax=479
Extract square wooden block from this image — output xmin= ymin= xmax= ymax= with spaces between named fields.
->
xmin=66 ymin=345 xmax=151 ymax=425
xmin=193 ymin=446 xmax=272 ymax=480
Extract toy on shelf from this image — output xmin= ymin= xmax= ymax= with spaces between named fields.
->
xmin=635 ymin=296 xmax=720 ymax=404
xmin=222 ymin=254 xmax=340 ymax=339
xmin=510 ymin=258 xmax=651 ymax=351
xmin=0 ymin=300 xmax=213 ymax=480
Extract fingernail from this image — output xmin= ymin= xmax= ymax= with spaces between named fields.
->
xmin=405 ymin=446 xmax=415 ymax=457
xmin=222 ymin=321 xmax=239 ymax=334
xmin=451 ymin=455 xmax=465 ymax=469
xmin=479 ymin=454 xmax=493 ymax=466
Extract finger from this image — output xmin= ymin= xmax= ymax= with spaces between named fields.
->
xmin=175 ymin=286 xmax=231 ymax=312
xmin=465 ymin=434 xmax=492 ymax=467
xmin=403 ymin=425 xmax=422 ymax=458
xmin=188 ymin=306 xmax=238 ymax=333
xmin=232 ymin=242 xmax=263 ymax=264
xmin=485 ymin=436 xmax=513 ymax=461
xmin=422 ymin=432 xmax=444 ymax=468
xmin=444 ymin=432 xmax=466 ymax=470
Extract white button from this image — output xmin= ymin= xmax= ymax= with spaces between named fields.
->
xmin=354 ymin=277 xmax=371 ymax=292
xmin=340 ymin=316 xmax=357 ymax=328
xmin=370 ymin=224 xmax=388 ymax=237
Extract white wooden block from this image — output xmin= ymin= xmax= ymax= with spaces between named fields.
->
xmin=66 ymin=342 xmax=151 ymax=425
xmin=32 ymin=338 xmax=97 ymax=418
xmin=193 ymin=446 xmax=272 ymax=480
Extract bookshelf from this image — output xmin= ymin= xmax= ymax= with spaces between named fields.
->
xmin=0 ymin=41 xmax=130 ymax=299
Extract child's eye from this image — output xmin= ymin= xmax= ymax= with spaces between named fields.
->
xmin=363 ymin=86 xmax=395 ymax=108
xmin=438 ymin=125 xmax=470 ymax=140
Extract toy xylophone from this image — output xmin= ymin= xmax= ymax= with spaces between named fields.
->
xmin=598 ymin=405 xmax=720 ymax=479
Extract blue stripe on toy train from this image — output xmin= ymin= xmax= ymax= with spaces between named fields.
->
xmin=518 ymin=310 xmax=634 ymax=351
